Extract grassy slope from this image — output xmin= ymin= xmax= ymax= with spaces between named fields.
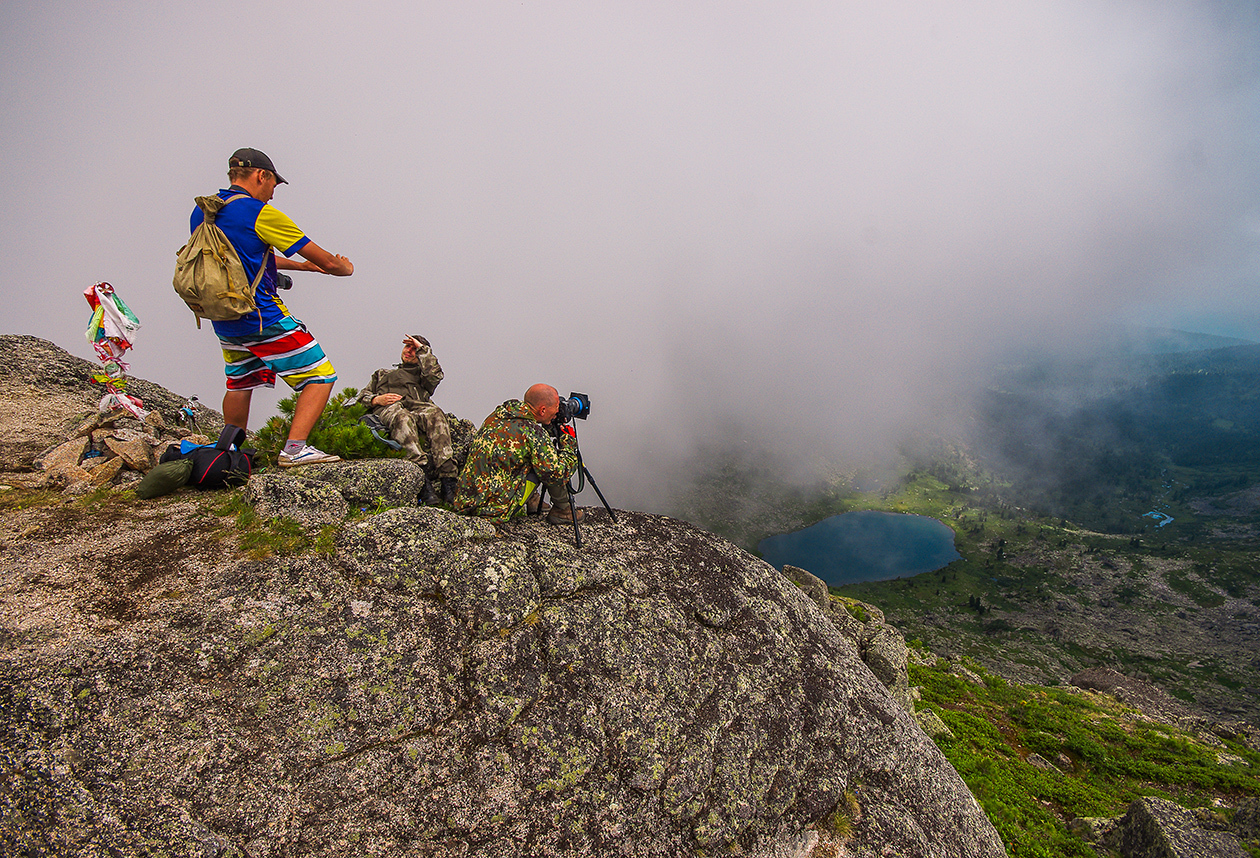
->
xmin=911 ymin=654 xmax=1260 ymax=858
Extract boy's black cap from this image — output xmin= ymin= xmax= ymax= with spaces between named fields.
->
xmin=229 ymin=148 xmax=287 ymax=184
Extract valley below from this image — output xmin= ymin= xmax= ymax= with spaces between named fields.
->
xmin=671 ymin=334 xmax=1260 ymax=729
xmin=840 ymin=471 xmax=1260 ymax=726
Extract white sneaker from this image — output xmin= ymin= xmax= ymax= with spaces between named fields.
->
xmin=278 ymin=445 xmax=341 ymax=468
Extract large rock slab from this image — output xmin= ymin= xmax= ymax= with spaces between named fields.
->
xmin=86 ymin=455 xmax=124 ymax=487
xmin=245 ymin=472 xmax=351 ymax=525
xmin=1104 ymin=796 xmax=1249 ymax=858
xmin=104 ymin=434 xmax=156 ymax=473
xmin=781 ymin=564 xmax=914 ymax=713
xmin=285 ymin=458 xmax=428 ymax=510
xmin=36 ymin=437 xmax=88 ymax=472
xmin=0 ymin=507 xmax=1005 ymax=857
xmin=1234 ymin=796 xmax=1260 ymax=843
xmin=244 ymin=460 xmax=429 ymax=524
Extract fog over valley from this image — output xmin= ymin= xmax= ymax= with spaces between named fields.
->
xmin=2 ymin=1 xmax=1258 ymax=511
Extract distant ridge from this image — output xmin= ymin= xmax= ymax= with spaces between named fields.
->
xmin=1112 ymin=325 xmax=1257 ymax=355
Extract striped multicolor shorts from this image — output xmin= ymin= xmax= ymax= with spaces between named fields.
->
xmin=218 ymin=316 xmax=337 ymax=391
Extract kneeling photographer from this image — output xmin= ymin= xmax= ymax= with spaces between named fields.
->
xmin=452 ymin=383 xmax=583 ymax=525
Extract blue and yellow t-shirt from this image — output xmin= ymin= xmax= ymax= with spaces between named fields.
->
xmin=190 ymin=187 xmax=312 ymax=337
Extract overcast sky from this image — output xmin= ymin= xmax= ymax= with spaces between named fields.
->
xmin=2 ymin=1 xmax=1258 ymax=508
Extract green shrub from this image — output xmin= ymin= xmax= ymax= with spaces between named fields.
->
xmin=844 ymin=601 xmax=870 ymax=622
xmin=252 ymin=386 xmax=408 ymax=466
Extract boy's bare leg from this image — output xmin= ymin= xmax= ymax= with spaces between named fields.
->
xmin=222 ymin=389 xmax=252 ymax=431
xmin=288 ymin=382 xmax=334 ymax=441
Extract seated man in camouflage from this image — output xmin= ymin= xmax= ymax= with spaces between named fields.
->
xmin=453 ymin=383 xmax=583 ymax=525
xmin=357 ymin=335 xmax=458 ymax=503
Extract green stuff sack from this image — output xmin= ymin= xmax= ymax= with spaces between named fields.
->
xmin=134 ymin=458 xmax=194 ymax=499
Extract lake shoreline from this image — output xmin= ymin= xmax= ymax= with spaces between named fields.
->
xmin=758 ymin=509 xmax=961 ymax=588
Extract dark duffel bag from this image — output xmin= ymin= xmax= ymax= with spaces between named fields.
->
xmin=159 ymin=424 xmax=256 ymax=489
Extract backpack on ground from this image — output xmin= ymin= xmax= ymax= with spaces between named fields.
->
xmin=159 ymin=425 xmax=256 ymax=489
xmin=173 ymin=194 xmax=266 ymax=328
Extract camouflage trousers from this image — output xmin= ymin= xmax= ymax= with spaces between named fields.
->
xmin=376 ymin=401 xmax=457 ymax=476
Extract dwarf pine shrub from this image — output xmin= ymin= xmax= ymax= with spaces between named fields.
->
xmin=252 ymin=387 xmax=408 ymax=466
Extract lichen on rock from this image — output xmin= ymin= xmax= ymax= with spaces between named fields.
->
xmin=1 ymin=497 xmax=1006 ymax=857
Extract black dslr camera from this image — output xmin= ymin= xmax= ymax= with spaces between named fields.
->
xmin=555 ymin=392 xmax=591 ymax=424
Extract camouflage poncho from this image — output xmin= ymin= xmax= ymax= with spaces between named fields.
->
xmin=453 ymin=399 xmax=577 ymax=523
xmin=355 ymin=350 xmax=444 ymax=411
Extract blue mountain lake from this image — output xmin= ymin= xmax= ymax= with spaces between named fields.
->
xmin=757 ymin=510 xmax=962 ymax=587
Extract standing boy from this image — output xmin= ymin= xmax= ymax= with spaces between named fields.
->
xmin=191 ymin=147 xmax=354 ymax=466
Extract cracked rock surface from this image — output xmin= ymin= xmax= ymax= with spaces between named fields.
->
xmin=0 ymin=497 xmax=1004 ymax=857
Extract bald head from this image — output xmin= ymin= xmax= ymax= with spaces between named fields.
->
xmin=524 ymin=383 xmax=560 ymax=423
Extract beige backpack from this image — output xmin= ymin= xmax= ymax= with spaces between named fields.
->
xmin=173 ymin=194 xmax=266 ymax=328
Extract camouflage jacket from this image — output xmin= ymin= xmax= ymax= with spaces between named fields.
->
xmin=356 ymin=351 xmax=443 ymax=412
xmin=453 ymin=399 xmax=577 ymax=523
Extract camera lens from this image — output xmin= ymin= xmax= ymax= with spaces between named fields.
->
xmin=567 ymin=392 xmax=590 ymax=420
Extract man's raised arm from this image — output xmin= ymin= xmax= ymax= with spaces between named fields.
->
xmin=295 ymin=240 xmax=354 ymax=276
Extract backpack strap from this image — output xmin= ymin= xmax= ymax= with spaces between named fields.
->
xmin=198 ymin=192 xmax=251 ymax=227
xmin=248 ymin=249 xmax=269 ymax=333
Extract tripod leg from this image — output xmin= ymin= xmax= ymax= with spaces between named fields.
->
xmin=569 ymin=482 xmax=582 ymax=548
xmin=581 ymin=466 xmax=617 ymax=523
xmin=568 ymin=446 xmax=584 ymax=547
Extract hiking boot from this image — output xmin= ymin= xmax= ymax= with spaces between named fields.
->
xmin=440 ymin=477 xmax=458 ymax=504
xmin=418 ymin=475 xmax=439 ymax=506
xmin=526 ymin=491 xmax=551 ymax=515
xmin=547 ymin=505 xmax=585 ymax=525
xmin=278 ymin=445 xmax=341 ymax=468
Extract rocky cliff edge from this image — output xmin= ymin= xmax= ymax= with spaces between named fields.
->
xmin=0 ymin=335 xmax=1005 ymax=857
